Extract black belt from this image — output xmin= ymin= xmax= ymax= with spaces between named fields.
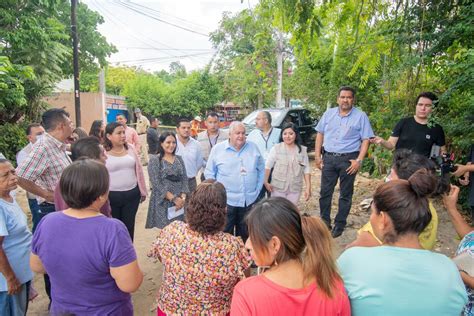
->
xmin=39 ymin=202 xmax=55 ymax=206
xmin=188 ymin=177 xmax=196 ymax=180
xmin=324 ymin=151 xmax=359 ymax=157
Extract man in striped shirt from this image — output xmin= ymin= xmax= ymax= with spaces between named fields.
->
xmin=16 ymin=108 xmax=73 ymax=305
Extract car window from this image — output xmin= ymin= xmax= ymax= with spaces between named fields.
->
xmin=300 ymin=110 xmax=314 ymax=126
xmin=242 ymin=110 xmax=283 ymax=127
xmin=284 ymin=111 xmax=300 ymax=126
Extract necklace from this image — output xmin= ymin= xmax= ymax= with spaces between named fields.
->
xmin=110 ymin=147 xmax=126 ymax=155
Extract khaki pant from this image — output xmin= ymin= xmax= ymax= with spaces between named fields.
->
xmin=138 ymin=133 xmax=149 ymax=164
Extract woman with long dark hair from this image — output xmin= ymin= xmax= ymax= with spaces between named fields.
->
xmin=338 ymin=169 xmax=467 ymax=315
xmin=145 ymin=132 xmax=189 ymax=229
xmin=89 ymin=119 xmax=105 ymax=143
xmin=231 ymin=197 xmax=350 ymax=315
xmin=149 ymin=180 xmax=249 ymax=315
xmin=263 ymin=123 xmax=311 ymax=205
xmin=104 ymin=122 xmax=147 ymax=240
xmin=348 ymin=149 xmax=449 ymax=250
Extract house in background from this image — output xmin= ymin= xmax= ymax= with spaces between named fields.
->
xmin=43 ymin=79 xmax=129 ymax=132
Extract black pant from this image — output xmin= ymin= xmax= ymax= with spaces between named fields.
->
xmin=319 ymin=152 xmax=358 ymax=229
xmin=225 ymin=202 xmax=257 ymax=242
xmin=109 ymin=186 xmax=141 ymax=241
xmin=188 ymin=177 xmax=197 ymax=194
xmin=38 ymin=202 xmax=56 ymax=305
xmin=258 ymin=168 xmax=272 ymax=199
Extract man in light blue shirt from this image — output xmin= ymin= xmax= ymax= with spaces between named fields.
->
xmin=315 ymin=86 xmax=374 ymax=238
xmin=247 ymin=111 xmax=281 ymax=161
xmin=247 ymin=111 xmax=281 ymax=199
xmin=176 ymin=118 xmax=204 ymax=193
xmin=205 ymin=121 xmax=264 ymax=241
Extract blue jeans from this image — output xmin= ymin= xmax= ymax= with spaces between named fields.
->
xmin=0 ymin=281 xmax=30 ymax=316
xmin=27 ymin=198 xmax=41 ymax=233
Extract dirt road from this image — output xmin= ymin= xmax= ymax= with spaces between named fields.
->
xmin=24 ymin=167 xmax=460 ymax=315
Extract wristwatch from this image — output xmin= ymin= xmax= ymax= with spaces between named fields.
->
xmin=356 ymin=159 xmax=363 ymax=165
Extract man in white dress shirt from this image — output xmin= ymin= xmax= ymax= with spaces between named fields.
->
xmin=176 ymin=118 xmax=204 ymax=193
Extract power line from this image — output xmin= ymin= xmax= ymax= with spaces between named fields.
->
xmin=123 ymin=1 xmax=211 ymax=33
xmin=116 ymin=52 xmax=214 ymax=63
xmin=120 ymin=47 xmax=214 ymax=52
xmin=89 ymin=0 xmax=213 ymax=67
xmin=90 ymin=0 xmax=174 ymax=56
xmin=113 ymin=0 xmax=209 ymax=37
xmin=91 ymin=0 xmax=210 ymax=64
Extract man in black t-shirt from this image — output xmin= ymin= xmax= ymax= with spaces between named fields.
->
xmin=371 ymin=92 xmax=446 ymax=157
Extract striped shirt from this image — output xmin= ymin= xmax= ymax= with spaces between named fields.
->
xmin=16 ymin=133 xmax=71 ymax=200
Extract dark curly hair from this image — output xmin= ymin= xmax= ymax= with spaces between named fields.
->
xmin=185 ymin=179 xmax=227 ymax=235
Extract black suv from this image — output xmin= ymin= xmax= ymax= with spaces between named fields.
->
xmin=241 ymin=108 xmax=318 ymax=151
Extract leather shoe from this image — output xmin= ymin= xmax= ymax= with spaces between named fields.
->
xmin=331 ymin=227 xmax=344 ymax=238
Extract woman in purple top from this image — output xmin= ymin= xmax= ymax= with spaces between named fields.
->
xmin=30 ymin=159 xmax=143 ymax=315
xmin=54 ymin=137 xmax=111 ymax=217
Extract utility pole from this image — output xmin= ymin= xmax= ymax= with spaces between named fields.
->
xmin=275 ymin=30 xmax=284 ymax=108
xmin=71 ymin=0 xmax=81 ymax=127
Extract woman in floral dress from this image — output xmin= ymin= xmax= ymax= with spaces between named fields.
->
xmin=148 ymin=180 xmax=250 ymax=315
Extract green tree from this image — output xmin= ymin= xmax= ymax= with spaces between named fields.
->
xmin=0 ymin=0 xmax=116 ymax=121
xmin=122 ymin=73 xmax=169 ymax=116
xmin=211 ymin=9 xmax=278 ymax=109
xmin=168 ymin=71 xmax=222 ymax=116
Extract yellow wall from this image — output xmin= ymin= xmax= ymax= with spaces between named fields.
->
xmin=43 ymin=92 xmax=107 ymax=133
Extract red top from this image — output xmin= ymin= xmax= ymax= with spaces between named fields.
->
xmin=231 ymin=275 xmax=350 ymax=316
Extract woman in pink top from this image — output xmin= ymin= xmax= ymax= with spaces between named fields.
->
xmin=231 ymin=197 xmax=350 ymax=316
xmin=104 ymin=122 xmax=147 ymax=241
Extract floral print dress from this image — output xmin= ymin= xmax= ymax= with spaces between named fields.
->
xmin=149 ymin=221 xmax=251 ymax=315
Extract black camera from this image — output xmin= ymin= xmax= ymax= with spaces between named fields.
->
xmin=432 ymin=152 xmax=458 ymax=175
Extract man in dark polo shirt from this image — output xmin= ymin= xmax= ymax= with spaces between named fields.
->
xmin=371 ymin=92 xmax=446 ymax=157
xmin=147 ymin=117 xmax=160 ymax=155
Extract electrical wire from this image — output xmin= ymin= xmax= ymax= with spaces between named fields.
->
xmin=113 ymin=0 xmax=209 ymax=37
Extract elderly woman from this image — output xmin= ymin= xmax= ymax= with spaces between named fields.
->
xmin=149 ymin=180 xmax=250 ymax=315
xmin=30 ymin=159 xmax=143 ymax=315
xmin=0 ymin=158 xmax=33 ymax=316
xmin=338 ymin=169 xmax=467 ymax=315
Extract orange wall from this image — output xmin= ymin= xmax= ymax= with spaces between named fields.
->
xmin=43 ymin=92 xmax=107 ymax=133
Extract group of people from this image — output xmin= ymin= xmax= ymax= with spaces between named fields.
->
xmin=0 ymin=85 xmax=472 ymax=315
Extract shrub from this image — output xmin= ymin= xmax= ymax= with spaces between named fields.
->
xmin=0 ymin=123 xmax=28 ymax=166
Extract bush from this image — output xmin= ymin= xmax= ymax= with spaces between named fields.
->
xmin=0 ymin=123 xmax=28 ymax=166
